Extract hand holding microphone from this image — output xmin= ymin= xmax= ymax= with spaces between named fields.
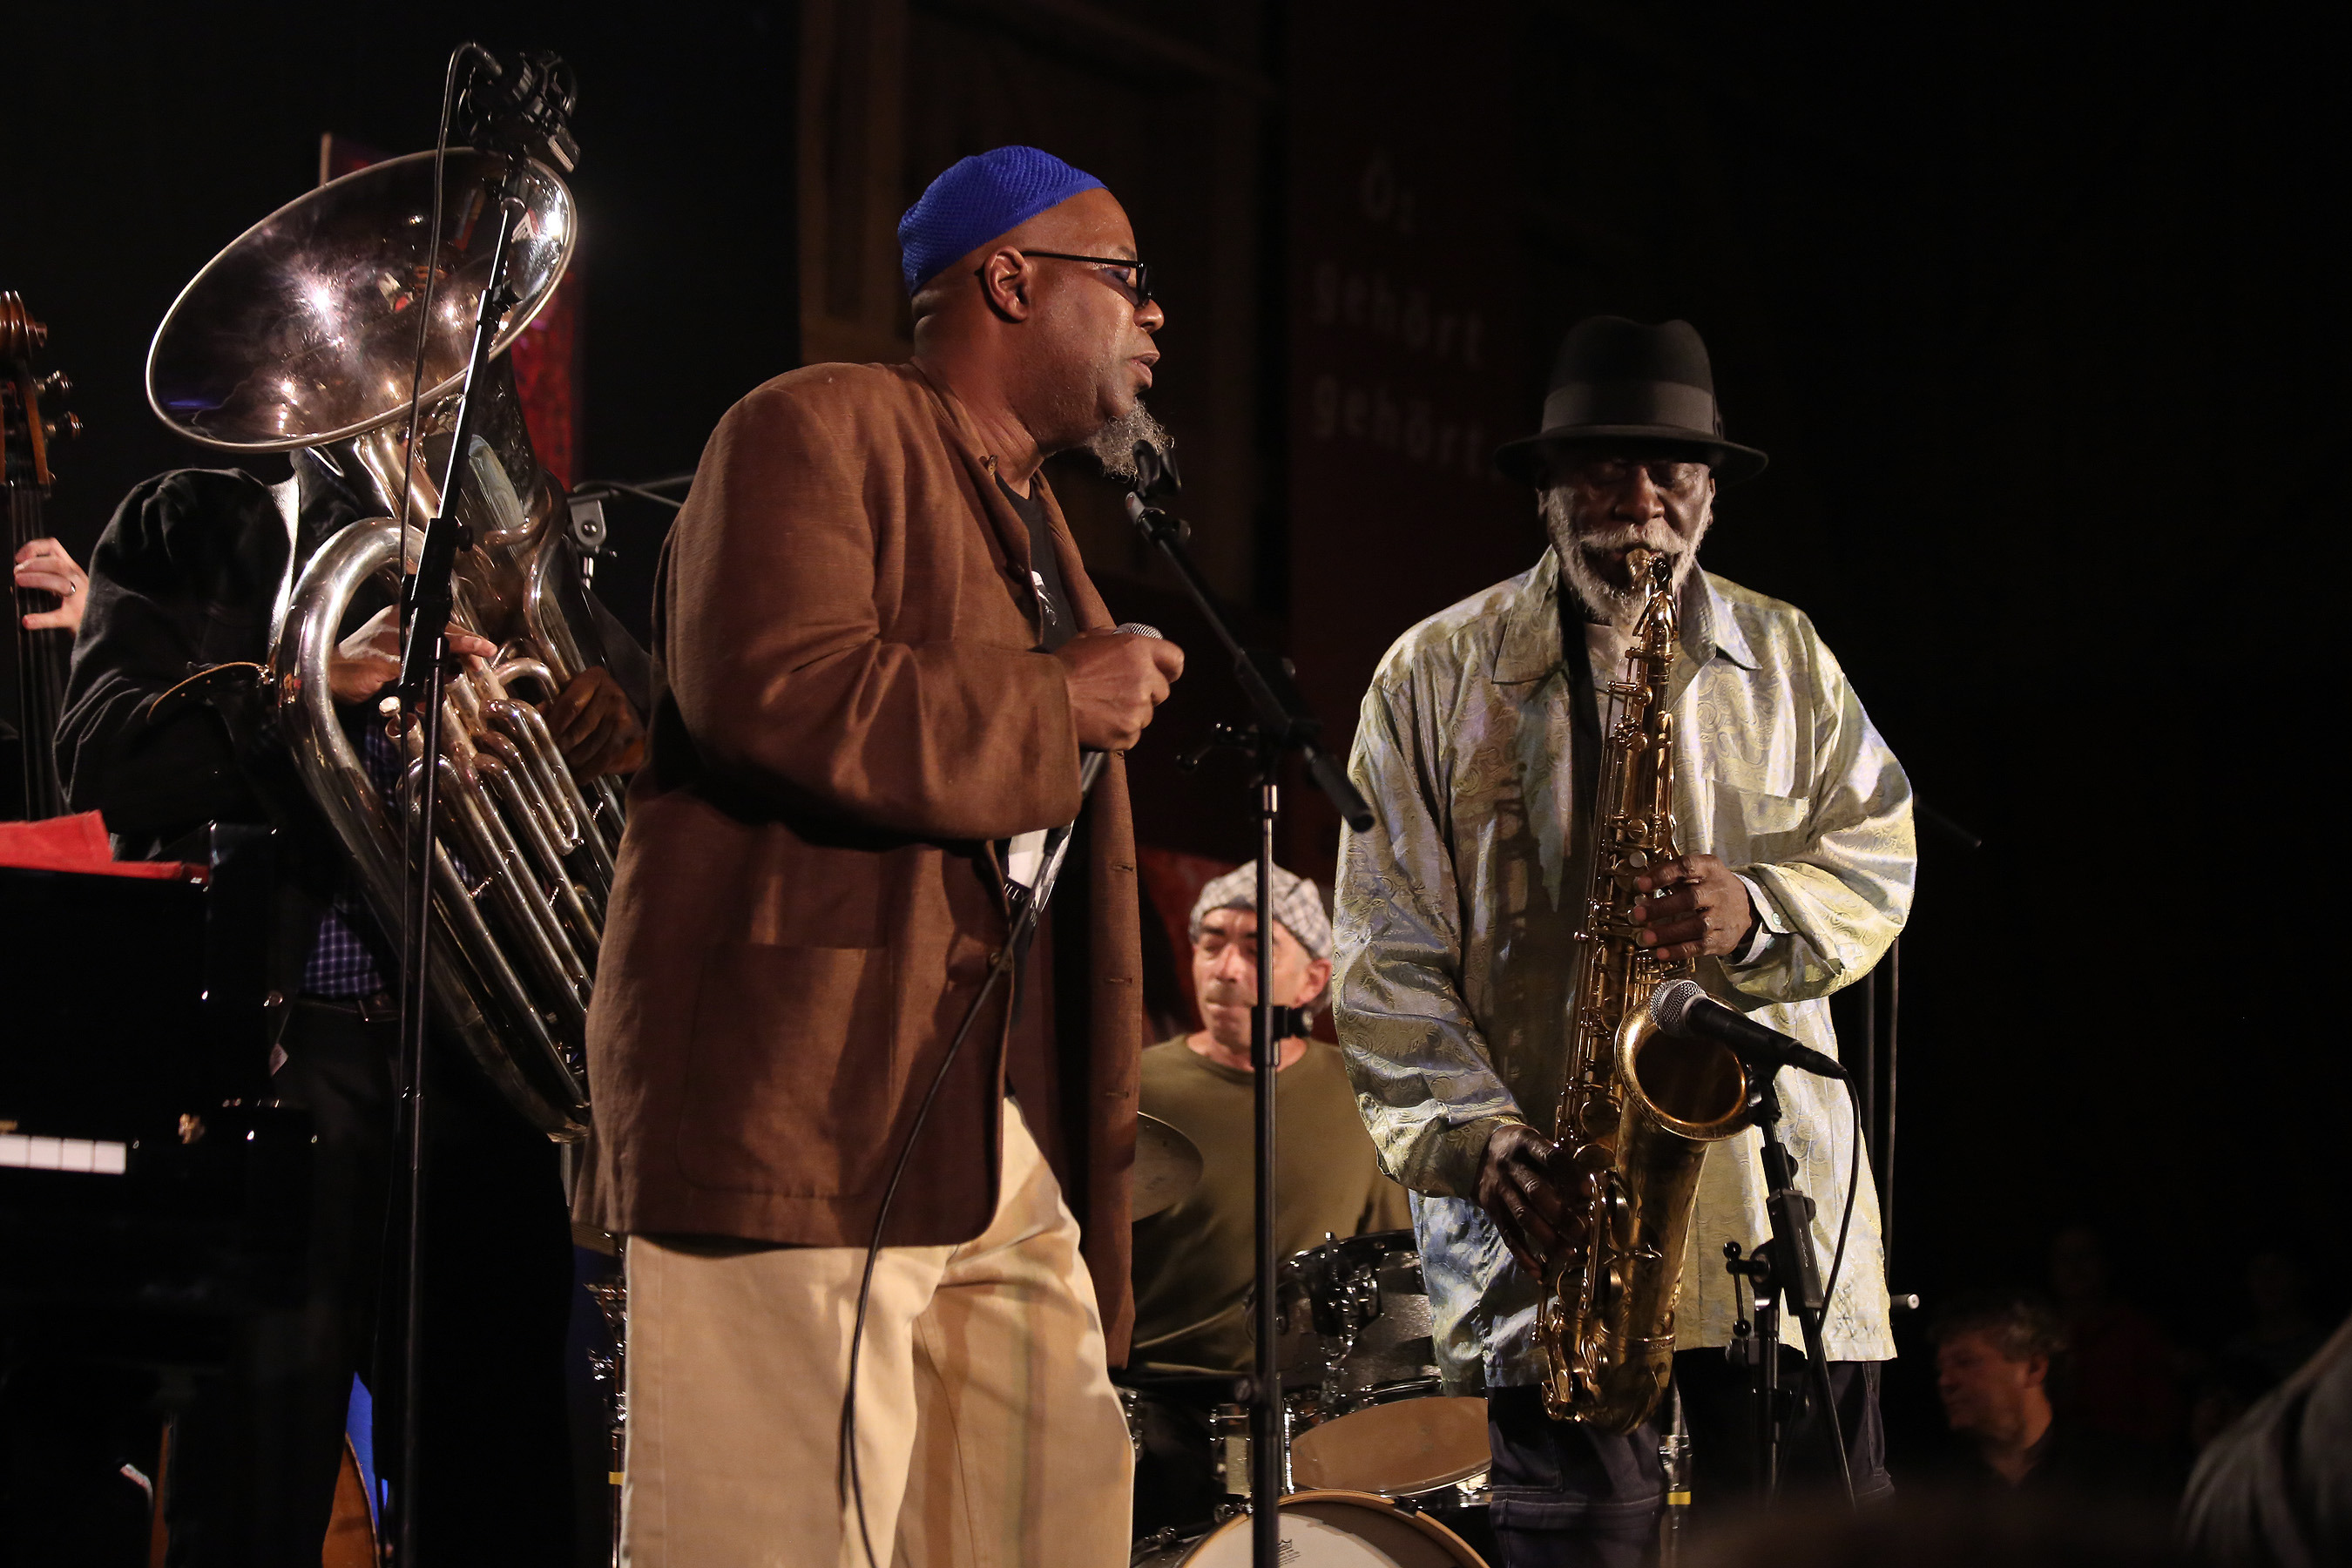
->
xmin=1057 ymin=621 xmax=1184 ymax=752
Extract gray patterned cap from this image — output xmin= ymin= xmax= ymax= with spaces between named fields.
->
xmin=1188 ymin=862 xmax=1332 ymax=961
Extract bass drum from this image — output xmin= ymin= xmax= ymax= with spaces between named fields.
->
xmin=1132 ymin=1490 xmax=1487 ymax=1566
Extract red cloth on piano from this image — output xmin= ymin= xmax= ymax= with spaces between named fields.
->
xmin=0 ymin=810 xmax=200 ymax=880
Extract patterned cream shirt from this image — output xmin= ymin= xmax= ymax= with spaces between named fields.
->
xmin=1332 ymin=547 xmax=1915 ymax=1391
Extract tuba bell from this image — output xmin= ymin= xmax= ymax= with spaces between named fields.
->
xmin=146 ymin=148 xmax=618 ymax=1139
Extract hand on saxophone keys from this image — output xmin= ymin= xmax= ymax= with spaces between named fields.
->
xmin=1477 ymin=1120 xmax=1588 ymax=1280
xmin=1629 ymin=852 xmax=1757 ymax=963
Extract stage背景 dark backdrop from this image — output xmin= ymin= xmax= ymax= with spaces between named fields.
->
xmin=10 ymin=0 xmax=2342 ymax=1503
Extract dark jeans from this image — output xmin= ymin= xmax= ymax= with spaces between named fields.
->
xmin=165 ymin=1002 xmax=577 ymax=1567
xmin=1485 ymin=1350 xmax=1889 ymax=1568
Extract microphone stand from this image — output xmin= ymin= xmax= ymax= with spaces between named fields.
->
xmin=1125 ymin=448 xmax=1372 ymax=1568
xmin=387 ymin=145 xmax=541 ymax=1567
xmin=1721 ymin=1063 xmax=1854 ymax=1508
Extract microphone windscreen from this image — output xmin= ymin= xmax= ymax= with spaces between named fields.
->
xmin=1649 ymin=977 xmax=1706 ymax=1031
xmin=1115 ymin=622 xmax=1163 ymax=639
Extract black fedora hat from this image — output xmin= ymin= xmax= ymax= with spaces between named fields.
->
xmin=1495 ymin=315 xmax=1768 ymax=485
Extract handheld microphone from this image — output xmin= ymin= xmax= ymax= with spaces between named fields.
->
xmin=1648 ymin=978 xmax=1848 ymax=1083
xmin=1115 ymin=622 xmax=1163 ymax=639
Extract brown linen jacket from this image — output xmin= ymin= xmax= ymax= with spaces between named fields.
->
xmin=584 ymin=360 xmax=1144 ymax=1355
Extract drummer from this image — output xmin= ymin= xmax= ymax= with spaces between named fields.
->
xmin=1128 ymin=864 xmax=1409 ymax=1525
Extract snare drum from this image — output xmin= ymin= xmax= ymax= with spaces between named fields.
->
xmin=1131 ymin=1490 xmax=1487 ymax=1566
xmin=1267 ymin=1231 xmax=1492 ymax=1502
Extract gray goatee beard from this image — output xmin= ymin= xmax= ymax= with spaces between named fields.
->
xmin=1083 ymin=402 xmax=1173 ymax=482
xmin=1540 ymin=486 xmax=1710 ymax=634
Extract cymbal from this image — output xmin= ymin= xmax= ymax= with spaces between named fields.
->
xmin=1133 ymin=1112 xmax=1203 ymax=1221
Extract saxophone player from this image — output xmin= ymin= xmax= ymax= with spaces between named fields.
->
xmin=1331 ymin=317 xmax=1916 ymax=1565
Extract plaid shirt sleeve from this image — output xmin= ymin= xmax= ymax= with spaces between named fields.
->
xmin=299 ymin=714 xmax=403 ymax=998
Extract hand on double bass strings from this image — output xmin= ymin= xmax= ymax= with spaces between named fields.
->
xmin=1478 ymin=1121 xmax=1586 ymax=1279
xmin=543 ymin=666 xmax=645 ymax=777
xmin=1629 ymin=852 xmax=1756 ymax=963
xmin=1054 ymin=626 xmax=1185 ymax=752
xmin=13 ymin=537 xmax=87 ymax=633
xmin=328 ymin=605 xmax=497 ymax=705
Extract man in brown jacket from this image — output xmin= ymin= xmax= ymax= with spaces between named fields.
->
xmin=585 ymin=146 xmax=1185 ymax=1565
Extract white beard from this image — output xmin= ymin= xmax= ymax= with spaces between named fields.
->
xmin=1083 ymin=402 xmax=1173 ymax=481
xmin=1540 ymin=486 xmax=1711 ymax=633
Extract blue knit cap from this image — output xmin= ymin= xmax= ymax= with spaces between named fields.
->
xmin=897 ymin=146 xmax=1105 ymax=296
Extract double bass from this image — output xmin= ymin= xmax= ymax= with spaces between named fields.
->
xmin=1 ymin=290 xmax=79 ymax=820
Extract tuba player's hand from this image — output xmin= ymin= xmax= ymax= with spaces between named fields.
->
xmin=544 ymin=666 xmax=645 ymax=778
xmin=1477 ymin=1121 xmax=1585 ymax=1280
xmin=328 ymin=605 xmax=496 ymax=705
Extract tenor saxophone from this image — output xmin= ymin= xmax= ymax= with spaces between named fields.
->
xmin=1537 ymin=548 xmax=1754 ymax=1430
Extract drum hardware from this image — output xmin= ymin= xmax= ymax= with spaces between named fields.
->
xmin=1659 ymin=1381 xmax=1693 ymax=1566
xmin=585 ymin=1252 xmax=627 ymax=1568
xmin=1249 ymin=1229 xmax=1492 ymax=1504
xmin=1210 ymin=1401 xmax=1277 ymax=1497
xmin=1119 ymin=1386 xmax=1147 ymax=1461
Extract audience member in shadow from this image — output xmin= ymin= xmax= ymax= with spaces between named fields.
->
xmin=1931 ymin=1290 xmax=2177 ymax=1500
xmin=2180 ymin=1310 xmax=2352 ymax=1568
xmin=2225 ymin=1253 xmax=2329 ymax=1389
xmin=2051 ymin=1224 xmax=2187 ymax=1449
xmin=2190 ymin=1252 xmax=2334 ymax=1452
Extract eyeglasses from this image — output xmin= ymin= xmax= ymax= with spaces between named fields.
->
xmin=1014 ymin=250 xmax=1154 ymax=306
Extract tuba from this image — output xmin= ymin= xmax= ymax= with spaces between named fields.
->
xmin=1537 ymin=549 xmax=1754 ymax=1429
xmin=146 ymin=149 xmax=617 ymax=1139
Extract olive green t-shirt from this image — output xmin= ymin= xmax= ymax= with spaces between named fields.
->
xmin=1130 ymin=1035 xmax=1413 ymax=1375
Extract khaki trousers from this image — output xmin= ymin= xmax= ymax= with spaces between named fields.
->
xmin=621 ymin=1100 xmax=1132 ymax=1567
